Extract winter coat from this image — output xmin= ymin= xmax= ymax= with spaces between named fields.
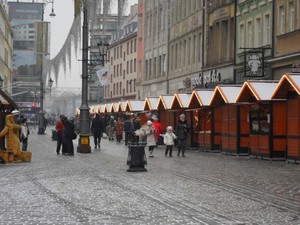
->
xmin=176 ymin=120 xmax=189 ymax=139
xmin=163 ymin=132 xmax=177 ymax=145
xmin=142 ymin=125 xmax=156 ymax=146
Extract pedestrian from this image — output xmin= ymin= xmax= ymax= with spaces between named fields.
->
xmin=114 ymin=117 xmax=123 ymax=143
xmin=133 ymin=116 xmax=141 ymax=143
xmin=163 ymin=126 xmax=177 ymax=157
xmin=107 ymin=115 xmax=115 ymax=141
xmin=91 ymin=114 xmax=104 ymax=149
xmin=152 ymin=116 xmax=163 ymax=146
xmin=20 ymin=117 xmax=30 ymax=151
xmin=62 ymin=117 xmax=76 ymax=156
xmin=175 ymin=114 xmax=189 ymax=157
xmin=123 ymin=116 xmax=134 ymax=146
xmin=55 ymin=115 xmax=65 ymax=155
xmin=143 ymin=120 xmax=156 ymax=157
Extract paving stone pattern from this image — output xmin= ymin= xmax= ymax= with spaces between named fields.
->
xmin=0 ymin=126 xmax=299 ymax=225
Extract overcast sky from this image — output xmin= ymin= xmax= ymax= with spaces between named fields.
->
xmin=44 ymin=0 xmax=138 ymax=88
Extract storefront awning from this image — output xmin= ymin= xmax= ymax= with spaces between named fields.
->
xmin=143 ymin=97 xmax=159 ymax=111
xmin=210 ymin=85 xmax=242 ymax=106
xmin=157 ymin=95 xmax=174 ymax=110
xmin=188 ymin=90 xmax=214 ymax=108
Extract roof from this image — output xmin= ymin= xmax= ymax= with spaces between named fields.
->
xmin=117 ymin=101 xmax=127 ymax=112
xmin=272 ymin=73 xmax=300 ymax=99
xmin=170 ymin=93 xmax=191 ymax=109
xmin=143 ymin=97 xmax=159 ymax=111
xmin=0 ymin=89 xmax=18 ymax=110
xmin=236 ymin=80 xmax=278 ymax=102
xmin=125 ymin=100 xmax=145 ymax=112
xmin=157 ymin=95 xmax=174 ymax=110
xmin=188 ymin=90 xmax=214 ymax=108
xmin=210 ymin=85 xmax=242 ymax=106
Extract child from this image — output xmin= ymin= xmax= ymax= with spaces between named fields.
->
xmin=20 ymin=118 xmax=30 ymax=151
xmin=143 ymin=120 xmax=156 ymax=157
xmin=163 ymin=126 xmax=177 ymax=157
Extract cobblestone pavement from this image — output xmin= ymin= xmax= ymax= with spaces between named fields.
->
xmin=0 ymin=126 xmax=300 ymax=225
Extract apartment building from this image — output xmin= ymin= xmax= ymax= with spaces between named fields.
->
xmin=269 ymin=0 xmax=300 ymax=78
xmin=168 ymin=0 xmax=204 ymax=93
xmin=0 ymin=0 xmax=13 ymax=93
xmin=235 ymin=0 xmax=273 ymax=83
xmin=104 ymin=5 xmax=138 ymax=102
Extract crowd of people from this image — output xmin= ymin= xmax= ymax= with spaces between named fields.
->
xmin=86 ymin=113 xmax=190 ymax=158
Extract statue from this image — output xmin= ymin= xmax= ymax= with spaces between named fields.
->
xmin=0 ymin=114 xmax=31 ymax=162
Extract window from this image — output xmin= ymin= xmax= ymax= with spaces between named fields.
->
xmin=279 ymin=5 xmax=285 ymax=34
xmin=240 ymin=23 xmax=245 ymax=49
xmin=134 ymin=59 xmax=136 ymax=72
xmin=130 ymin=60 xmax=133 ymax=73
xmin=127 ymin=42 xmax=129 ymax=55
xmin=134 ymin=39 xmax=137 ymax=52
xmin=255 ymin=17 xmax=262 ymax=47
xmin=247 ymin=21 xmax=253 ymax=48
xmin=264 ymin=14 xmax=270 ymax=45
xmin=289 ymin=1 xmax=295 ymax=32
xmin=249 ymin=104 xmax=270 ymax=134
xmin=127 ymin=61 xmax=129 ymax=74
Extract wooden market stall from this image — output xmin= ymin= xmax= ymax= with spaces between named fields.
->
xmin=170 ymin=93 xmax=193 ymax=148
xmin=156 ymin=95 xmax=175 ymax=130
xmin=188 ymin=89 xmax=215 ymax=151
xmin=210 ymin=85 xmax=249 ymax=155
xmin=125 ymin=100 xmax=148 ymax=124
xmin=272 ymin=72 xmax=300 ymax=163
xmin=236 ymin=80 xmax=286 ymax=160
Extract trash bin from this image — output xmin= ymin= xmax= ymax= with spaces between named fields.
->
xmin=51 ymin=129 xmax=58 ymax=141
xmin=127 ymin=142 xmax=147 ymax=172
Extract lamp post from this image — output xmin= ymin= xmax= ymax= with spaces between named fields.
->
xmin=77 ymin=4 xmax=109 ymax=153
xmin=37 ymin=0 xmax=56 ymax=135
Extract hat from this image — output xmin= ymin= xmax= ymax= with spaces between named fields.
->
xmin=60 ymin=114 xmax=65 ymax=119
xmin=179 ymin=114 xmax=185 ymax=118
xmin=167 ymin=126 xmax=173 ymax=131
xmin=147 ymin=120 xmax=152 ymax=126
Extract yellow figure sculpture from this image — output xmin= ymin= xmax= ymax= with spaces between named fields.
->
xmin=0 ymin=114 xmax=22 ymax=161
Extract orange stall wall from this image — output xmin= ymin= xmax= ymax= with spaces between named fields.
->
xmin=287 ymin=98 xmax=300 ymax=160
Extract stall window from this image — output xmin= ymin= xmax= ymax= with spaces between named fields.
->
xmin=249 ymin=104 xmax=270 ymax=134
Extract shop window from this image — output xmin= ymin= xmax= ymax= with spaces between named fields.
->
xmin=249 ymin=104 xmax=270 ymax=134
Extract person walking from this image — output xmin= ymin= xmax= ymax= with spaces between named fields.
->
xmin=143 ymin=120 xmax=156 ymax=157
xmin=91 ymin=114 xmax=104 ymax=149
xmin=114 ymin=117 xmax=123 ymax=143
xmin=133 ymin=116 xmax=141 ymax=143
xmin=20 ymin=117 xmax=30 ymax=151
xmin=55 ymin=115 xmax=65 ymax=155
xmin=163 ymin=126 xmax=177 ymax=157
xmin=123 ymin=116 xmax=134 ymax=146
xmin=107 ymin=116 xmax=115 ymax=141
xmin=175 ymin=114 xmax=189 ymax=157
xmin=62 ymin=117 xmax=76 ymax=156
xmin=152 ymin=117 xmax=163 ymax=146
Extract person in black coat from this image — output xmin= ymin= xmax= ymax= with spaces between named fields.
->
xmin=62 ymin=117 xmax=76 ymax=156
xmin=91 ymin=114 xmax=104 ymax=149
xmin=175 ymin=114 xmax=189 ymax=157
xmin=123 ymin=116 xmax=134 ymax=146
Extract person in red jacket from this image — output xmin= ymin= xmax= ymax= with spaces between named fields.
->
xmin=152 ymin=117 xmax=163 ymax=146
xmin=55 ymin=115 xmax=65 ymax=155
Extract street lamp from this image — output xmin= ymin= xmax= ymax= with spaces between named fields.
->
xmin=30 ymin=91 xmax=41 ymax=128
xmin=77 ymin=5 xmax=109 ymax=153
xmin=37 ymin=0 xmax=56 ymax=135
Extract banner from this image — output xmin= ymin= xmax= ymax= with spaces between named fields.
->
xmin=96 ymin=68 xmax=109 ymax=86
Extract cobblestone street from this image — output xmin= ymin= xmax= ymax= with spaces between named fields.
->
xmin=0 ymin=126 xmax=300 ymax=225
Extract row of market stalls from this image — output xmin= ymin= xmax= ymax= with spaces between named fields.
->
xmin=86 ymin=72 xmax=300 ymax=163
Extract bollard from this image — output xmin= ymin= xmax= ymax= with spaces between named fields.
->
xmin=126 ymin=142 xmax=147 ymax=172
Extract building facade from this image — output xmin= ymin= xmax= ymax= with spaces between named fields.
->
xmin=269 ymin=0 xmax=300 ymax=78
xmin=235 ymin=0 xmax=273 ymax=83
xmin=168 ymin=0 xmax=204 ymax=93
xmin=141 ymin=0 xmax=169 ymax=98
xmin=104 ymin=5 xmax=138 ymax=102
xmin=89 ymin=14 xmax=127 ymax=104
xmin=0 ymin=0 xmax=13 ymax=94
xmin=202 ymin=0 xmax=235 ymax=88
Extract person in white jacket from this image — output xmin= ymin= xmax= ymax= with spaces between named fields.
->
xmin=163 ymin=126 xmax=177 ymax=157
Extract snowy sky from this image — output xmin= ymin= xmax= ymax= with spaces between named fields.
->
xmin=44 ymin=0 xmax=138 ymax=88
